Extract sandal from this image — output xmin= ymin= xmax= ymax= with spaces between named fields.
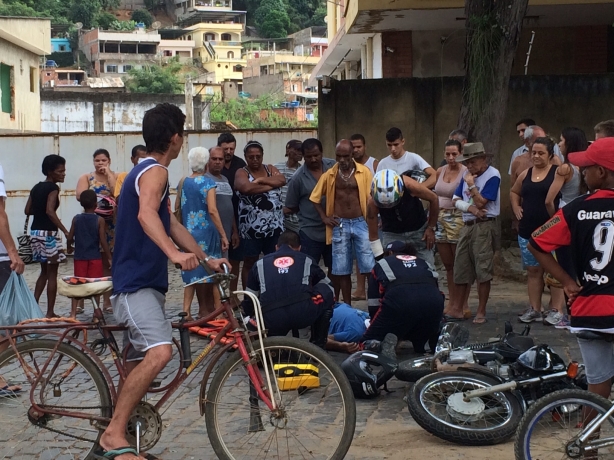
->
xmin=444 ymin=314 xmax=465 ymax=322
xmin=0 ymin=384 xmax=22 ymax=398
xmin=92 ymin=447 xmax=139 ymax=459
xmin=473 ymin=316 xmax=487 ymax=325
xmin=103 ymin=306 xmax=113 ymax=313
xmin=76 ymin=306 xmax=85 ymax=314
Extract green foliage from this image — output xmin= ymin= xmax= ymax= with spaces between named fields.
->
xmin=131 ymin=9 xmax=153 ymax=27
xmin=125 ymin=62 xmax=183 ymax=94
xmin=94 ymin=11 xmax=117 ymax=29
xmin=110 ymin=19 xmax=136 ymax=30
xmin=235 ymin=0 xmax=325 ymax=35
xmin=254 ymin=0 xmax=290 ymax=38
xmin=0 ymin=2 xmax=46 ymax=16
xmin=210 ymin=94 xmax=316 ymax=129
xmin=99 ymin=0 xmax=119 ymax=10
xmin=47 ymin=51 xmax=75 ymax=67
xmin=144 ymin=0 xmax=164 ymax=11
xmin=69 ymin=0 xmax=100 ymax=28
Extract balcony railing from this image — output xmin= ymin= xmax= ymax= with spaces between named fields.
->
xmin=208 ymin=40 xmax=242 ymax=46
xmin=194 ymin=0 xmax=230 ymax=7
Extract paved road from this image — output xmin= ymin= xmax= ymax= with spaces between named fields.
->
xmin=10 ymin=261 xmax=581 ymax=459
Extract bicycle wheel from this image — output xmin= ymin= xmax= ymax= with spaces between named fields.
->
xmin=515 ymin=389 xmax=614 ymax=460
xmin=205 ymin=336 xmax=356 ymax=460
xmin=0 ymin=339 xmax=112 ymax=459
xmin=407 ymin=370 xmax=522 ymax=445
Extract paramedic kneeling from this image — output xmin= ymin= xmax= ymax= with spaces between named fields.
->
xmin=364 ymin=241 xmax=444 ymax=353
xmin=241 ymin=230 xmax=335 ymax=349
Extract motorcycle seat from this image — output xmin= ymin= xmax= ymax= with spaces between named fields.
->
xmin=58 ymin=276 xmax=113 ymax=299
xmin=575 ymin=330 xmax=614 ymax=342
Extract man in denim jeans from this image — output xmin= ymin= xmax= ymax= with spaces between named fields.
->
xmin=310 ymin=140 xmax=374 ymax=305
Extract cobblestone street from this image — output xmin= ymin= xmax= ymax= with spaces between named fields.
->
xmin=8 ymin=260 xmax=581 ymax=460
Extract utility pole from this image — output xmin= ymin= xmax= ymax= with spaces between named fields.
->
xmin=185 ymin=76 xmax=194 ymax=129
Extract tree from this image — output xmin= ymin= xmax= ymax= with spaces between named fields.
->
xmin=69 ymin=0 xmax=101 ymax=29
xmin=255 ymin=0 xmax=291 ymax=38
xmin=99 ymin=0 xmax=120 ymax=9
xmin=0 ymin=2 xmax=46 ymax=17
xmin=125 ymin=63 xmax=183 ymax=94
xmin=131 ymin=9 xmax=153 ymax=27
xmin=94 ymin=11 xmax=117 ymax=30
xmin=457 ymin=0 xmax=529 ymax=167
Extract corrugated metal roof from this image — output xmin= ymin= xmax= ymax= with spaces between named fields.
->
xmin=87 ymin=77 xmax=125 ymax=88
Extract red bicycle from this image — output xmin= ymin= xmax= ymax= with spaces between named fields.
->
xmin=0 ymin=265 xmax=356 ymax=459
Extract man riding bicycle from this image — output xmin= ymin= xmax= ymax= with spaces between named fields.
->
xmin=98 ymin=103 xmax=228 ymax=460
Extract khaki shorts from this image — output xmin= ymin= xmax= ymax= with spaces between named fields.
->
xmin=453 ymin=219 xmax=496 ymax=285
xmin=435 ymin=208 xmax=464 ymax=244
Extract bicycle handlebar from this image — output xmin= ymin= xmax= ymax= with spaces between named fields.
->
xmin=175 ymin=260 xmax=236 ymax=283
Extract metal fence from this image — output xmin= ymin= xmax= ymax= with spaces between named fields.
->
xmin=2 ymin=128 xmax=317 ymax=240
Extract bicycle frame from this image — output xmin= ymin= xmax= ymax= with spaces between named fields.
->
xmin=577 ymin=401 xmax=614 ymax=452
xmin=0 ymin=275 xmax=279 ymax=427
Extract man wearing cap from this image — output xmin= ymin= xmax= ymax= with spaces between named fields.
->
xmin=363 ymin=241 xmax=443 ymax=354
xmin=276 ymin=140 xmax=303 ymax=233
xmin=235 ymin=140 xmax=286 ymax=287
xmin=447 ymin=142 xmax=501 ymax=324
xmin=529 ymin=137 xmax=614 ymax=400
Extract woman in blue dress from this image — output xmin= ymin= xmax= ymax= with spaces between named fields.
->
xmin=177 ymin=147 xmax=229 ymax=320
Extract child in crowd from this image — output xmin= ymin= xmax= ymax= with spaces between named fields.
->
xmin=67 ymin=189 xmax=112 ymax=318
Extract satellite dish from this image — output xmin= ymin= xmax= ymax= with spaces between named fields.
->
xmin=152 ymin=21 xmax=161 ymax=30
xmin=74 ymin=22 xmax=83 ymax=30
xmin=323 ymin=16 xmax=328 ymax=24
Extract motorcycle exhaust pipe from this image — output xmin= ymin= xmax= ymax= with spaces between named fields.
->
xmin=463 ymin=371 xmax=569 ymax=401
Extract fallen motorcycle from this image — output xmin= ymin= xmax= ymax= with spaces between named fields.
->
xmin=406 ymin=342 xmax=586 ymax=446
xmin=396 ymin=321 xmax=535 ymax=382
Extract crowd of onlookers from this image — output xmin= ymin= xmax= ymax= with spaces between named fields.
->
xmin=3 ymin=118 xmax=614 ymax=330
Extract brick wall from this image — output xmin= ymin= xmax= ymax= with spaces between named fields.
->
xmin=573 ymin=26 xmax=608 ymax=74
xmin=382 ymin=31 xmax=413 ymax=78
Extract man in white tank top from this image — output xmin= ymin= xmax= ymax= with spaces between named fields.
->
xmin=350 ymin=134 xmax=378 ymax=174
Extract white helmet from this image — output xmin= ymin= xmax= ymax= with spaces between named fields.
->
xmin=371 ymin=169 xmax=404 ymax=208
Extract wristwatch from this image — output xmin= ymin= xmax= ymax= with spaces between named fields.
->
xmin=203 ymin=256 xmax=211 ymax=264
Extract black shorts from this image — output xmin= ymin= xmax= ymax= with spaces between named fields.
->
xmin=299 ymin=231 xmax=332 ymax=269
xmin=0 ymin=261 xmax=11 ymax=294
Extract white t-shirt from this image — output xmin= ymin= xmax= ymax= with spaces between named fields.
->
xmin=376 ymin=151 xmax=431 ymax=174
xmin=0 ymin=165 xmax=9 ymax=262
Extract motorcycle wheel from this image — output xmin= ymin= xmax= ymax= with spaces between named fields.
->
xmin=514 ymin=389 xmax=614 ymax=460
xmin=395 ymin=356 xmax=434 ymax=382
xmin=407 ymin=370 xmax=522 ymax=445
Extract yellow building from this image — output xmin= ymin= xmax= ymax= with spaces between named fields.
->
xmin=312 ymin=0 xmax=614 ymax=84
xmin=0 ymin=16 xmax=51 ymax=132
xmin=177 ymin=1 xmax=246 ymax=87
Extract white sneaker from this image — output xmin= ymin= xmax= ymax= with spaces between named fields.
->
xmin=519 ymin=309 xmax=541 ymax=323
xmin=543 ymin=310 xmax=563 ymax=326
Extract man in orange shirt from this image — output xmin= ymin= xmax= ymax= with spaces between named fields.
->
xmin=310 ymin=139 xmax=374 ymax=304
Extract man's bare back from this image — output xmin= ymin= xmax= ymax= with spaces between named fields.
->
xmin=334 ymin=172 xmax=362 ymax=219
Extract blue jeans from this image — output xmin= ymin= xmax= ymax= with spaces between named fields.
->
xmin=331 ymin=217 xmax=375 ymax=276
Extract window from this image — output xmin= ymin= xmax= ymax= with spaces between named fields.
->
xmin=221 ymin=33 xmax=231 ymax=41
xmin=205 ymin=86 xmax=214 ymax=95
xmin=227 ymin=51 xmax=234 ymax=59
xmin=164 ymin=50 xmax=173 ymax=56
xmin=30 ymin=67 xmax=37 ymax=92
xmin=59 ymin=45 xmax=66 ymax=52
xmin=106 ymin=65 xmax=118 ymax=73
xmin=233 ymin=65 xmax=242 ymax=72
xmin=0 ymin=63 xmax=14 ymax=115
xmin=123 ymin=65 xmax=133 ymax=73
xmin=205 ymin=33 xmax=215 ymax=41
xmin=187 ymin=35 xmax=192 ymax=40
xmin=291 ymin=84 xmax=297 ymax=92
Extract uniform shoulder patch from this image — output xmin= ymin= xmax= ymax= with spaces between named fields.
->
xmin=531 ymin=215 xmax=561 ymax=238
xmin=273 ymin=256 xmax=295 ymax=269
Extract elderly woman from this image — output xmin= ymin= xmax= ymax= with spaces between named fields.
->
xmin=176 ymin=147 xmax=229 ymax=320
xmin=25 ymin=155 xmax=69 ymax=318
xmin=76 ymin=148 xmax=118 ymax=312
xmin=511 ymin=137 xmax=565 ymax=325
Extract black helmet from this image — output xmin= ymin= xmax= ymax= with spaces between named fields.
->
xmin=340 ymin=351 xmax=398 ymax=399
xmin=406 ymin=169 xmax=428 ymax=184
xmin=517 ymin=344 xmax=566 ymax=372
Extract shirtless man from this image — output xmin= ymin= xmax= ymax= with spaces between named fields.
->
xmin=310 ymin=140 xmax=374 ymax=304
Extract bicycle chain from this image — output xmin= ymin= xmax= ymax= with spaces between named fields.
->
xmin=31 ymin=404 xmax=112 ymax=444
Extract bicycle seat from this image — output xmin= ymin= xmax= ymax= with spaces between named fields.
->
xmin=58 ymin=276 xmax=113 ymax=299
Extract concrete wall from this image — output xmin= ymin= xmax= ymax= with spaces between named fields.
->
xmin=40 ymin=92 xmax=209 ymax=132
xmin=243 ymin=74 xmax=284 ymax=97
xmin=318 ymin=74 xmax=614 ymax=232
xmin=0 ymin=39 xmax=42 ymax=132
xmin=1 ymin=128 xmax=318 ymax=242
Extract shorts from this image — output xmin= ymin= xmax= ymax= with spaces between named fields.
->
xmin=0 ymin=261 xmax=11 ymax=294
xmin=228 ymin=239 xmax=244 ymax=262
xmin=577 ymin=337 xmax=614 ymax=385
xmin=382 ymin=221 xmax=436 ymax=270
xmin=453 ymin=219 xmax=496 ymax=285
xmin=30 ymin=230 xmax=66 ymax=264
xmin=435 ymin=208 xmax=464 ymax=244
xmin=112 ymin=288 xmax=172 ymax=362
xmin=242 ymin=233 xmax=279 ymax=258
xmin=74 ymin=259 xmax=104 ymax=278
xmin=518 ymin=235 xmax=540 ymax=268
xmin=300 ymin=230 xmax=332 ymax=268
xmin=331 ymin=217 xmax=375 ymax=276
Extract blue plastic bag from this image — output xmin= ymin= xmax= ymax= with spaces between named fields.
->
xmin=0 ymin=271 xmax=44 ymax=327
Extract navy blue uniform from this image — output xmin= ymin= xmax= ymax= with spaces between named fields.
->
xmin=365 ymin=254 xmax=443 ymax=353
xmin=242 ymin=245 xmax=334 ymax=346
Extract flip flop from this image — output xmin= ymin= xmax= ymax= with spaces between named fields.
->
xmin=473 ymin=316 xmax=487 ymax=325
xmin=92 ymin=447 xmax=139 ymax=459
xmin=444 ymin=314 xmax=465 ymax=322
xmin=0 ymin=384 xmax=22 ymax=398
xmin=351 ymin=295 xmax=366 ymax=301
